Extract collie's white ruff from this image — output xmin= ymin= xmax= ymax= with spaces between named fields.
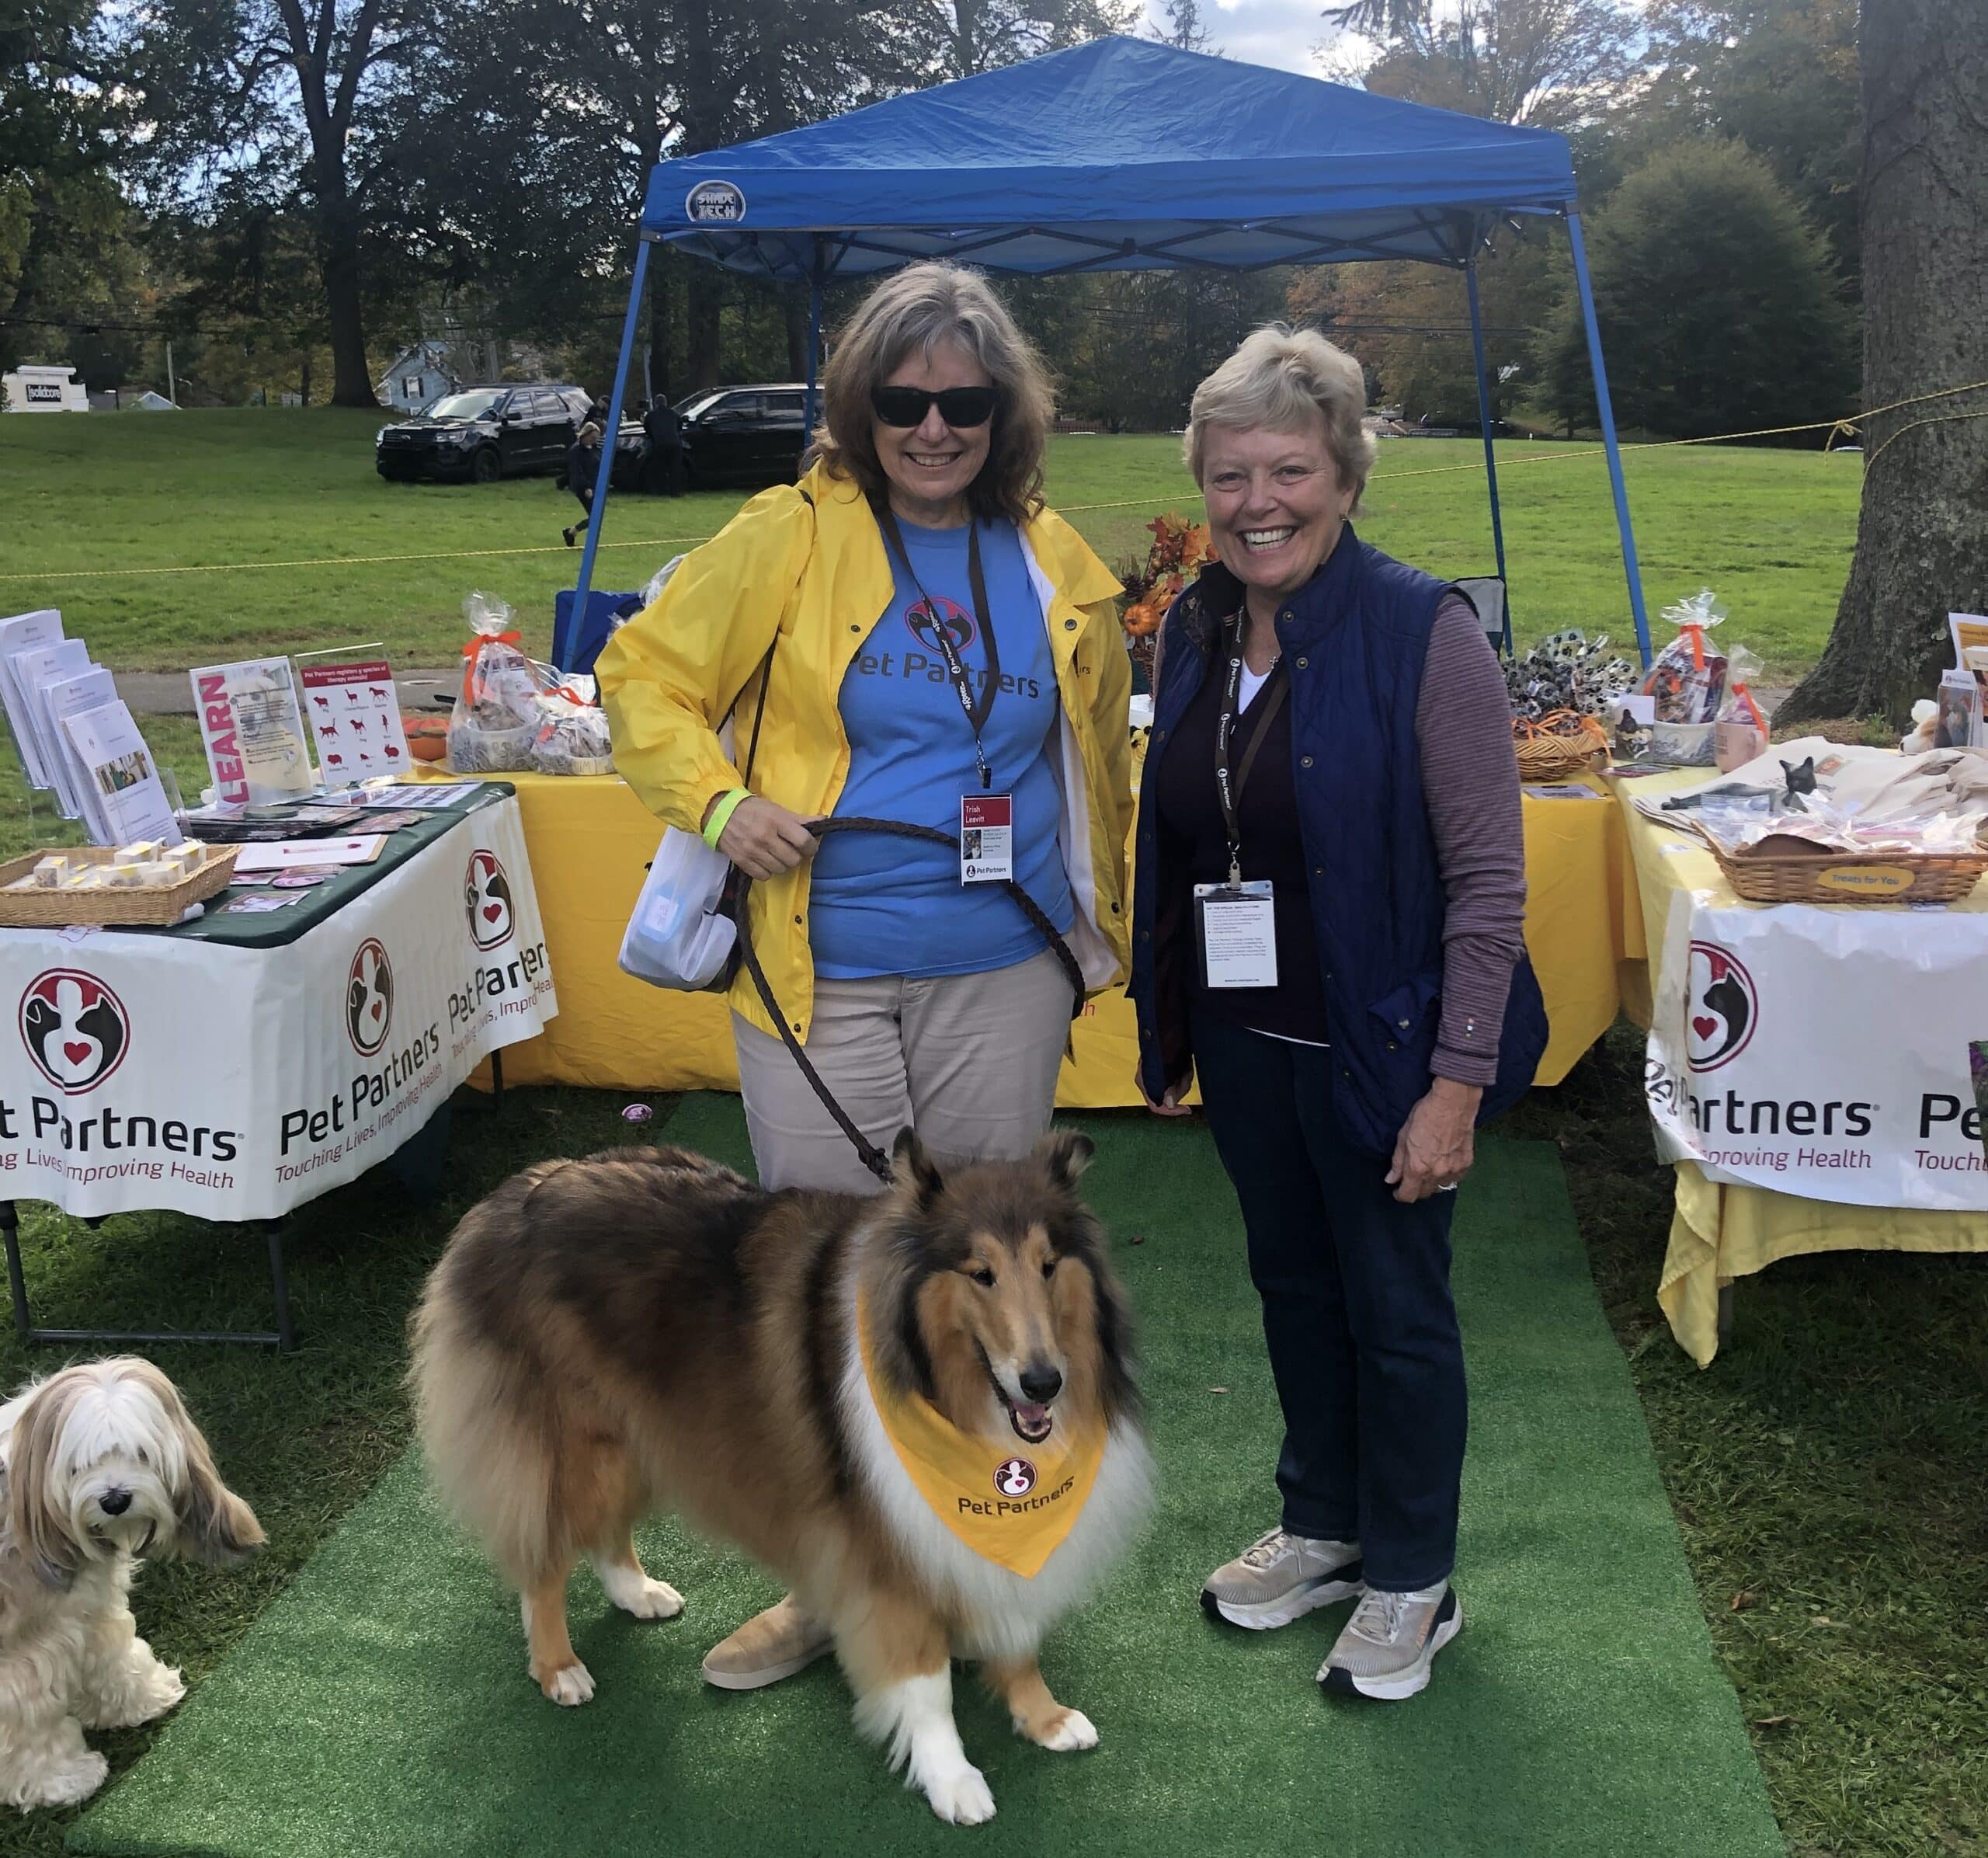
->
xmin=836 ymin=1280 xmax=1155 ymax=1663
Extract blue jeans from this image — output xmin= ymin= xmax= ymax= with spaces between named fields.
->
xmin=1190 ymin=1008 xmax=1465 ymax=1592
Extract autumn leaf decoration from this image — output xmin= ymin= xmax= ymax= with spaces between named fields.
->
xmin=1119 ymin=513 xmax=1217 ymax=641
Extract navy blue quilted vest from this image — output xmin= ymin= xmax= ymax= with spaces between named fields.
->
xmin=1129 ymin=526 xmax=1548 ymax=1157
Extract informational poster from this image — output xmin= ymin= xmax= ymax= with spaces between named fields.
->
xmin=295 ymin=648 xmax=412 ymax=781
xmin=189 ymin=658 xmax=316 ymax=806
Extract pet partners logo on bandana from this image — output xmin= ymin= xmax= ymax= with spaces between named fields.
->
xmin=859 ymin=1301 xmax=1101 ymax=1578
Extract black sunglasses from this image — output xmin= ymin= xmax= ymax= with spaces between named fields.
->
xmin=870 ymin=384 xmax=999 ymax=429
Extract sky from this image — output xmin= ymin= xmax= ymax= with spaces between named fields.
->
xmin=1136 ymin=1 xmax=1360 ymax=77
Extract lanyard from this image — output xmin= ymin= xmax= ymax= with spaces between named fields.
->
xmin=875 ymin=503 xmax=1003 ymax=790
xmin=1212 ymin=607 xmax=1290 ymax=885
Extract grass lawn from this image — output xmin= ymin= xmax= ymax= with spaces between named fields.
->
xmin=1 ymin=412 xmax=1859 ymax=680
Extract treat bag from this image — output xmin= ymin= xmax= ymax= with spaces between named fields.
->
xmin=1712 ymin=645 xmax=1770 ymax=771
xmin=448 ymin=590 xmax=539 ymax=772
xmin=1642 ymin=588 xmax=1729 ymax=723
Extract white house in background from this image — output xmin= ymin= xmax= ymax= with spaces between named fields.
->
xmin=2 ymin=364 xmax=89 ymax=412
xmin=376 ymin=340 xmax=461 ymax=412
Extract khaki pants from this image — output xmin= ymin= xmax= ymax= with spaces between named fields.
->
xmin=732 ymin=950 xmax=1071 ymax=1194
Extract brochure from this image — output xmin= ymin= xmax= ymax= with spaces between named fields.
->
xmin=0 ymin=608 xmax=66 ymax=789
xmin=233 ymin=835 xmax=388 ymax=873
xmin=294 ymin=646 xmax=412 ymax=779
xmin=40 ymin=665 xmax=121 ymax=841
xmin=61 ymin=700 xmax=179 ymax=848
xmin=189 ymin=657 xmax=317 ymax=806
xmin=10 ymin=638 xmax=92 ymax=818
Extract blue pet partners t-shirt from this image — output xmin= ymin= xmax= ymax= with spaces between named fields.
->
xmin=808 ymin=516 xmax=1075 ymax=980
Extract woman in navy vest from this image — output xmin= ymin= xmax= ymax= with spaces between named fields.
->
xmin=1128 ymin=326 xmax=1548 ymax=1702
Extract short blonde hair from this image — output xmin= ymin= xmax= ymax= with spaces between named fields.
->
xmin=1185 ymin=325 xmax=1376 ymax=509
xmin=815 ymin=263 xmax=1055 ymax=524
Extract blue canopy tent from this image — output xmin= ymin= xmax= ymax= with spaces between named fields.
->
xmin=560 ymin=35 xmax=1649 ymax=671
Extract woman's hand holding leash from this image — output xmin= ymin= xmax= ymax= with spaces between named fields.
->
xmin=710 ymin=795 xmax=818 ymax=880
xmin=1387 ymin=1077 xmax=1481 ymax=1202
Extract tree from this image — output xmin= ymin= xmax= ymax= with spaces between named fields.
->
xmin=126 ymin=0 xmax=444 ymax=406
xmin=1150 ymin=0 xmax=1215 ymax=52
xmin=1329 ymin=0 xmax=1639 ymax=127
xmin=900 ymin=0 xmax=1139 ymax=81
xmin=1 ymin=0 xmax=131 ymax=380
xmin=1782 ymin=0 xmax=1988 ymax=724
xmin=1607 ymin=0 xmax=1861 ymax=284
xmin=1538 ymin=139 xmax=1854 ymax=440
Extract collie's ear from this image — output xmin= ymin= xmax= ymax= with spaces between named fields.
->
xmin=1035 ymin=1128 xmax=1096 ymax=1190
xmin=891 ymin=1128 xmax=945 ymax=1206
xmin=8 ymin=1371 xmax=85 ymax=1591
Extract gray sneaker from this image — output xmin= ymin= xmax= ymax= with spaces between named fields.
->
xmin=1201 ymin=1527 xmax=1364 ymax=1630
xmin=1319 ymin=1582 xmax=1461 ymax=1700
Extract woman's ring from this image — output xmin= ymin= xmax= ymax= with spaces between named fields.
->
xmin=1437 ymin=1181 xmax=1459 ymax=1193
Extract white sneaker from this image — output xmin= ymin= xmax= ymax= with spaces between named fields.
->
xmin=1200 ymin=1527 xmax=1364 ymax=1630
xmin=1319 ymin=1582 xmax=1461 ymax=1700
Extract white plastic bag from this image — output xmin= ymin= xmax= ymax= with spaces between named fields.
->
xmin=618 ymin=705 xmax=740 ymax=990
xmin=617 ymin=823 xmax=735 ymax=990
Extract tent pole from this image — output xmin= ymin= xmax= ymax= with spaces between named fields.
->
xmin=1465 ymin=260 xmax=1511 ymax=654
xmin=802 ymin=239 xmax=825 ymax=440
xmin=566 ymin=237 xmax=652 ymax=670
xmin=1565 ymin=211 xmax=1650 ymax=665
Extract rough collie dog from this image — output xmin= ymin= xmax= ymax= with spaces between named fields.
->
xmin=412 ymin=1129 xmax=1152 ymax=1825
xmin=0 ymin=1359 xmax=264 ymax=1811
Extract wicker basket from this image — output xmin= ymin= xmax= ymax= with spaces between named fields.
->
xmin=0 ymin=847 xmax=241 ymax=927
xmin=1694 ymin=831 xmax=1988 ymax=906
xmin=1513 ymin=715 xmax=1611 ymax=782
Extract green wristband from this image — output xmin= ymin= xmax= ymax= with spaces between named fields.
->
xmin=702 ymin=788 xmax=751 ymax=851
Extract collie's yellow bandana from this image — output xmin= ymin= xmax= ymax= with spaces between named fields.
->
xmin=858 ymin=1302 xmax=1103 ymax=1578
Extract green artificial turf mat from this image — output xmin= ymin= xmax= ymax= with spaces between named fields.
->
xmin=72 ymin=1095 xmax=1783 ymax=1857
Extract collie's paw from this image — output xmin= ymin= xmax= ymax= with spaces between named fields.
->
xmin=538 ymin=1661 xmax=596 ymax=1707
xmin=921 ymin=1761 xmax=996 ymax=1826
xmin=598 ymin=1562 xmax=683 ymax=1620
xmin=1032 ymin=1707 xmax=1098 ymax=1752
xmin=23 ymin=1749 xmax=109 ymax=1810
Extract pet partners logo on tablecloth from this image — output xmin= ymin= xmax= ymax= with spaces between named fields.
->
xmin=464 ymin=850 xmax=514 ymax=952
xmin=1646 ymin=887 xmax=1988 ymax=1210
xmin=0 ymin=795 xmax=556 ymax=1221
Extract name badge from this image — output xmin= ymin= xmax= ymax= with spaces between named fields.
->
xmin=961 ymin=792 xmax=1014 ymax=884
xmin=1194 ymin=880 xmax=1277 ymax=988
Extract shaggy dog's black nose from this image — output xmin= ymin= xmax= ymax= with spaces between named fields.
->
xmin=1020 ymin=1363 xmax=1062 ymax=1403
xmin=99 ymin=1488 xmax=132 ymax=1516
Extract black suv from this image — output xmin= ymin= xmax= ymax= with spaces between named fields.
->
xmin=377 ymin=383 xmax=638 ymax=485
xmin=677 ymin=382 xmax=809 ymax=489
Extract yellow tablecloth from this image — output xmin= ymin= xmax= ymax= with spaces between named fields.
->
xmin=1617 ymin=774 xmax=1988 ymax=1366
xmin=467 ymin=770 xmax=1634 ymax=1103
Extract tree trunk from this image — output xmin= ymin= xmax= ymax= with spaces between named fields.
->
xmin=1781 ymin=0 xmax=1988 ymax=726
xmin=687 ymin=270 xmax=722 ymax=391
xmin=319 ymin=200 xmax=374 ymax=407
xmin=784 ymin=288 xmax=808 ymax=380
xmin=648 ymin=263 xmax=673 ymax=405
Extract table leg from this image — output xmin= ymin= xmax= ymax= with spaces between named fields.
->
xmin=1717 ymin=1282 xmax=1735 ymax=1348
xmin=0 ymin=1200 xmax=294 ymax=1350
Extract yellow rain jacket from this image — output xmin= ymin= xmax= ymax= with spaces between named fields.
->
xmin=596 ymin=460 xmax=1134 ymax=1044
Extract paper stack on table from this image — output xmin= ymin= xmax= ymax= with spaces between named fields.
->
xmin=0 ymin=608 xmax=179 ymax=847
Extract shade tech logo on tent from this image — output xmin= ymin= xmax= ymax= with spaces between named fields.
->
xmin=993 ymin=1457 xmax=1036 ymax=1498
xmin=1685 ymin=941 xmax=1757 ymax=1072
xmin=19 ymin=969 xmax=129 ymax=1094
xmin=464 ymin=850 xmax=514 ymax=952
xmin=347 ymin=939 xmax=394 ymax=1058
xmin=685 ymin=180 xmax=746 ymax=223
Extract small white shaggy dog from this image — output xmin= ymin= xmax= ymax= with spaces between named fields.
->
xmin=0 ymin=1359 xmax=262 ymax=1811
